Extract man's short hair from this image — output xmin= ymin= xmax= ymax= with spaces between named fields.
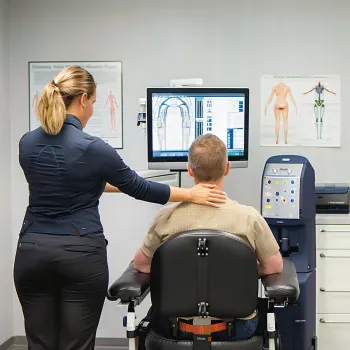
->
xmin=188 ymin=134 xmax=228 ymax=182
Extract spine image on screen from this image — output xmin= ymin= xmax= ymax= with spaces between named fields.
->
xmin=152 ymin=93 xmax=245 ymax=158
xmin=147 ymin=88 xmax=249 ymax=170
xmin=153 ymin=95 xmax=195 ymax=151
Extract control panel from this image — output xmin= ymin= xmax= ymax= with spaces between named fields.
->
xmin=262 ymin=163 xmax=303 ymax=219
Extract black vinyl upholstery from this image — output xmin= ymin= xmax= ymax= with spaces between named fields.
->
xmin=262 ymin=258 xmax=300 ymax=303
xmin=107 ymin=262 xmax=150 ymax=302
xmin=150 ymin=230 xmax=258 ymax=319
xmin=107 ymin=245 xmax=300 ymax=307
xmin=146 ymin=330 xmax=263 ymax=350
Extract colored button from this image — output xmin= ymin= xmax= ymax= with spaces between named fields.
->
xmin=268 ymin=180 xmax=271 ymax=184
xmin=291 ymin=180 xmax=295 ymax=184
xmin=267 ymin=199 xmax=270 ymax=203
xmin=291 ymin=199 xmax=294 ymax=203
xmin=265 ymin=205 xmax=271 ymax=209
xmin=291 ymin=190 xmax=295 ymax=194
xmin=276 ymin=192 xmax=280 ymax=196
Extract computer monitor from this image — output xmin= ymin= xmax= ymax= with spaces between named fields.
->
xmin=147 ymin=87 xmax=249 ymax=170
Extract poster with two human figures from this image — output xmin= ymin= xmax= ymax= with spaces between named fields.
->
xmin=260 ymin=75 xmax=341 ymax=147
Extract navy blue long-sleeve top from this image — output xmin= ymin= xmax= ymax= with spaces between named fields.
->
xmin=18 ymin=114 xmax=171 ymax=236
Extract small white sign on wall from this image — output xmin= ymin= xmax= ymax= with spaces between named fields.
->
xmin=29 ymin=61 xmax=123 ymax=149
xmin=260 ymin=75 xmax=341 ymax=147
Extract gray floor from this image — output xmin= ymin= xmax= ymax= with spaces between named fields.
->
xmin=9 ymin=347 xmax=126 ymax=350
xmin=2 ymin=337 xmax=127 ymax=350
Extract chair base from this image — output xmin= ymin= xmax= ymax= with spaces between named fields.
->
xmin=145 ymin=330 xmax=264 ymax=350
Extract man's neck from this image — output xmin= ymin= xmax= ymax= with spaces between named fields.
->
xmin=194 ymin=179 xmax=224 ymax=191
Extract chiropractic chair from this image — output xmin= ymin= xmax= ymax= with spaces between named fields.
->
xmin=107 ymin=230 xmax=300 ymax=350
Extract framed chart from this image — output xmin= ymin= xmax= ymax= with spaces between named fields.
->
xmin=261 ymin=74 xmax=341 ymax=147
xmin=29 ymin=61 xmax=123 ymax=149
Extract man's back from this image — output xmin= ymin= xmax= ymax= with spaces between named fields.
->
xmin=139 ymin=198 xmax=280 ymax=321
xmin=141 ymin=198 xmax=279 ymax=265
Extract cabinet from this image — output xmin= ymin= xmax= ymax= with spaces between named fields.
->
xmin=316 ymin=315 xmax=350 ymax=350
xmin=316 ymin=215 xmax=350 ymax=350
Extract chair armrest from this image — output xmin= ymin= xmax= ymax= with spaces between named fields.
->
xmin=261 ymin=258 xmax=300 ymax=303
xmin=107 ymin=261 xmax=150 ymax=305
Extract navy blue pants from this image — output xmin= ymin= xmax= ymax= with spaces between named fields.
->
xmin=147 ymin=307 xmax=259 ymax=341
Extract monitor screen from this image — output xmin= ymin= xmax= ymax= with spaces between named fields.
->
xmin=147 ymin=87 xmax=249 ymax=170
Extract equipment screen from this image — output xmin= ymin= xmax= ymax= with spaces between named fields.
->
xmin=147 ymin=88 xmax=249 ymax=170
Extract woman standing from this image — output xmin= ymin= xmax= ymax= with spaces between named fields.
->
xmin=14 ymin=66 xmax=226 ymax=350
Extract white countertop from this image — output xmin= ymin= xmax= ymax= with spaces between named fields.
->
xmin=136 ymin=170 xmax=177 ymax=179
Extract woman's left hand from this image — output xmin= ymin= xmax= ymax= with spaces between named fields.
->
xmin=188 ymin=183 xmax=227 ymax=207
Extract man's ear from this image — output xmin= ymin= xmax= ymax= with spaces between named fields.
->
xmin=187 ymin=163 xmax=194 ymax=178
xmin=224 ymin=162 xmax=230 ymax=176
xmin=80 ymin=93 xmax=88 ymax=108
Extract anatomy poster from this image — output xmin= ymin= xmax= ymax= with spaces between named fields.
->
xmin=260 ymin=75 xmax=341 ymax=147
xmin=29 ymin=61 xmax=123 ymax=149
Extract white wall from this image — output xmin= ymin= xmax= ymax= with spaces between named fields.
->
xmin=9 ymin=0 xmax=350 ymax=339
xmin=0 ymin=0 xmax=13 ymax=344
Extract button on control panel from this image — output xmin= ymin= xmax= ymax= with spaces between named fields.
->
xmin=262 ymin=163 xmax=303 ymax=219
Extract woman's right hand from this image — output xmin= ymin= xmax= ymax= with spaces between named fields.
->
xmin=188 ymin=183 xmax=227 ymax=208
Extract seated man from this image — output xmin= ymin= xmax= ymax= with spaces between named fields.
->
xmin=133 ymin=134 xmax=283 ymax=341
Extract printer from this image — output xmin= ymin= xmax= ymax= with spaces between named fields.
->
xmin=315 ymin=183 xmax=350 ymax=214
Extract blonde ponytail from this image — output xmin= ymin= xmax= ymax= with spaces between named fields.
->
xmin=36 ymin=82 xmax=66 ymax=135
xmin=36 ymin=65 xmax=96 ymax=136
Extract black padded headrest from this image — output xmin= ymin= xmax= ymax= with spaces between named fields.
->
xmin=150 ymin=230 xmax=258 ymax=319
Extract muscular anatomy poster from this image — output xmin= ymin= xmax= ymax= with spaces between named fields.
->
xmin=29 ymin=61 xmax=123 ymax=149
xmin=261 ymin=75 xmax=341 ymax=147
